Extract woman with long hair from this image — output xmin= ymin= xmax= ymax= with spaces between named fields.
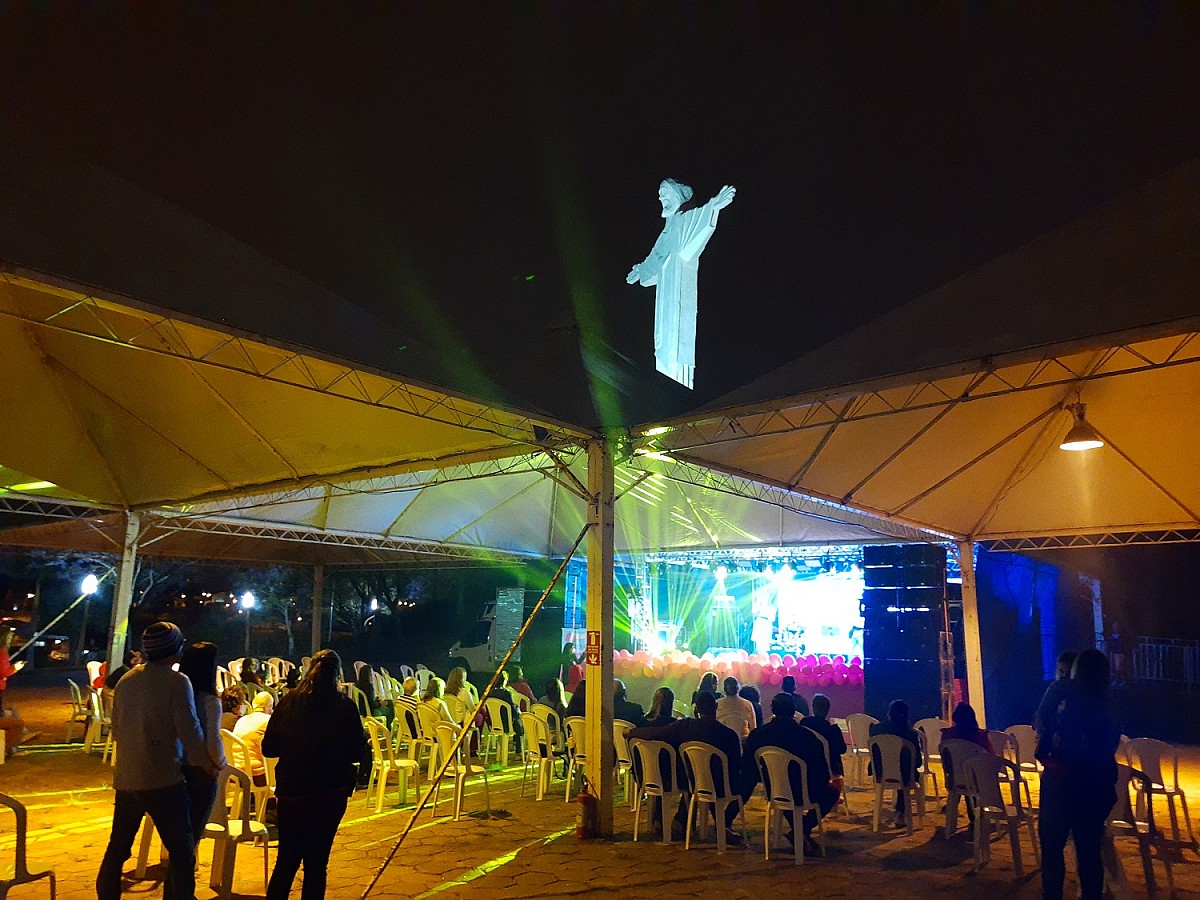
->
xmin=263 ymin=649 xmax=366 ymax=900
xmin=940 ymin=702 xmax=992 ymax=752
xmin=646 ymin=686 xmax=676 ymax=726
xmin=539 ymin=677 xmax=568 ymax=722
xmin=178 ymin=642 xmax=226 ymax=850
xmin=1037 ymin=648 xmax=1120 ymax=900
xmin=691 ymin=671 xmax=719 ymax=710
xmin=421 ymin=676 xmax=456 ymax=724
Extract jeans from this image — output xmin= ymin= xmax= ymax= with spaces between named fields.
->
xmin=96 ymin=781 xmax=195 ymax=900
xmin=1039 ymin=766 xmax=1116 ymax=900
xmin=267 ymin=789 xmax=348 ymax=900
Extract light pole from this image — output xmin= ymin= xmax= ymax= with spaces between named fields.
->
xmin=241 ymin=591 xmax=256 ymax=658
xmin=76 ymin=574 xmax=100 ymax=666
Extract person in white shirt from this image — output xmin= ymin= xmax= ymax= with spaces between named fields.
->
xmin=715 ymin=676 xmax=756 ymax=741
xmin=233 ymin=690 xmax=274 ymax=783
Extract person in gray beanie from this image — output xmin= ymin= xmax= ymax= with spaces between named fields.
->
xmin=96 ymin=621 xmax=218 ymax=900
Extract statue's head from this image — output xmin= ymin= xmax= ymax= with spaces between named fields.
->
xmin=659 ymin=179 xmax=693 ymax=217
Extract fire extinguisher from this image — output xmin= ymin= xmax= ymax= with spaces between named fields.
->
xmin=576 ymin=786 xmax=598 ymax=840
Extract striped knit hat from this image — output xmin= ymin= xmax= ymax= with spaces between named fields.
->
xmin=141 ymin=621 xmax=185 ymax=661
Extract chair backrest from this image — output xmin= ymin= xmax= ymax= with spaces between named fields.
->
xmin=756 ymin=746 xmax=810 ymax=809
xmin=265 ymin=658 xmax=284 ymax=683
xmin=803 ymin=725 xmax=833 ymax=774
xmin=347 ymin=685 xmax=371 ymax=718
xmin=525 ymin=712 xmax=552 ymax=760
xmin=1004 ymin=724 xmax=1038 ymax=768
xmin=399 ymin=664 xmax=414 ymax=680
xmin=415 ymin=667 xmax=434 ymax=692
xmin=366 ymin=717 xmax=394 ymax=765
xmin=416 ymin=703 xmax=442 ymax=741
xmin=913 ymin=717 xmax=947 ymax=758
xmin=940 ymin=738 xmax=990 ymax=792
xmin=613 ymin=720 xmax=635 ymax=767
xmin=1125 ymin=737 xmax=1178 ymax=790
xmin=530 ymin=703 xmax=564 ymax=748
xmin=846 ymin=713 xmax=878 ymax=750
xmin=220 ymin=728 xmax=253 ymax=774
xmin=353 ymin=660 xmax=370 ymax=678
xmin=485 ymin=698 xmax=514 ymax=736
xmin=215 ymin=666 xmax=232 ymax=694
xmin=963 ymin=752 xmax=1015 ymax=813
xmin=629 ymin=738 xmax=679 ymax=795
xmin=300 ymin=656 xmax=312 ymax=670
xmin=434 ymin=722 xmax=463 ymax=770
xmin=869 ymin=734 xmax=918 ymax=786
xmin=444 ymin=694 xmax=466 ymax=725
xmin=564 ymin=716 xmax=588 ymax=761
xmin=681 ymin=741 xmax=734 ymax=801
xmin=988 ymin=729 xmax=1016 ymax=761
xmin=227 ymin=658 xmax=245 ymax=679
xmin=68 ymin=678 xmax=85 ymax=712
xmin=209 ymin=765 xmax=254 ymax=830
xmin=396 ymin=704 xmax=421 ymax=744
xmin=86 ymin=660 xmax=104 ymax=684
xmin=0 ymin=791 xmax=36 ymax=880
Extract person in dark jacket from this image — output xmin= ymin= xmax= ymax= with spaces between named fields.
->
xmin=778 ymin=674 xmax=810 ymax=717
xmin=644 ymin=687 xmax=676 ymax=727
xmin=613 ymin=679 xmax=646 ymax=726
xmin=739 ymin=684 xmax=764 ymax=729
xmin=1036 ymin=649 xmax=1121 ymax=900
xmin=799 ymin=692 xmax=847 ymax=777
xmin=263 ymin=649 xmax=366 ymax=900
xmin=870 ymin=699 xmax=923 ymax=827
xmin=628 ymin=692 xmax=746 ymax=844
xmin=744 ymin=692 xmax=837 ymax=853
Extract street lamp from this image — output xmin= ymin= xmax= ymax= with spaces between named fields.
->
xmin=241 ymin=591 xmax=256 ymax=657
xmin=81 ymin=574 xmax=100 ymax=596
xmin=76 ymin=573 xmax=100 ymax=665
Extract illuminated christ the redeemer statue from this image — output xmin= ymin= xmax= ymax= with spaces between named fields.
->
xmin=627 ymin=179 xmax=735 ymax=389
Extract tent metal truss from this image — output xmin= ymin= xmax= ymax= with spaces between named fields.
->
xmin=646 ymin=324 xmax=1199 ymax=453
xmin=1 ymin=270 xmax=592 ymax=449
xmin=150 ymin=515 xmax=529 ymax=562
xmin=625 ymin=454 xmax=947 ymax=544
xmin=0 ymin=492 xmax=114 ymax=520
xmin=982 ymin=529 xmax=1200 ymax=551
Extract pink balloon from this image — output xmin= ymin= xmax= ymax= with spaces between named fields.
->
xmin=833 ymin=655 xmax=846 ymax=666
xmin=699 ymin=659 xmax=712 ymax=672
xmin=818 ymin=655 xmax=831 ymax=667
xmin=748 ymin=664 xmax=762 ymax=682
xmin=806 ymin=654 xmax=819 ymax=667
xmin=737 ymin=649 xmax=749 ymax=661
xmin=850 ymin=670 xmax=864 ymax=686
xmin=800 ymin=671 xmax=816 ymax=687
xmin=642 ymin=664 xmax=656 ymax=678
xmin=619 ymin=648 xmax=632 ymax=660
xmin=817 ymin=673 xmax=832 ymax=687
xmin=766 ymin=670 xmax=783 ymax=686
xmin=850 ymin=656 xmax=862 ymax=667
xmin=769 ymin=654 xmax=782 ymax=667
xmin=833 ymin=670 xmax=847 ymax=686
xmin=782 ymin=654 xmax=797 ymax=668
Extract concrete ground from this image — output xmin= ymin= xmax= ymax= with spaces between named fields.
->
xmin=3 ymin=678 xmax=1199 ymax=899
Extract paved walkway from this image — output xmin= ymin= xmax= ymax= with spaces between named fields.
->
xmin=4 ymin=681 xmax=1199 ymax=898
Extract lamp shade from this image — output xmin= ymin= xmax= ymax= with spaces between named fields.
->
xmin=1060 ymin=403 xmax=1104 ymax=451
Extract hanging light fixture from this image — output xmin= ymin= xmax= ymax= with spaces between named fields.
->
xmin=1060 ymin=402 xmax=1104 ymax=452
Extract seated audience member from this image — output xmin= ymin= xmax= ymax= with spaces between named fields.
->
xmin=487 ymin=670 xmax=525 ymax=746
xmin=644 ymin=687 xmax=676 ymax=727
xmin=233 ymin=691 xmax=274 ymax=784
xmin=220 ymin=683 xmax=249 ymax=732
xmin=799 ymin=693 xmax=848 ymax=777
xmin=565 ymin=678 xmax=587 ymax=719
xmin=539 ymin=677 xmax=569 ymax=724
xmin=565 ymin=661 xmax=585 ymax=694
xmin=400 ymin=676 xmax=419 ymax=699
xmin=613 ymin=680 xmax=647 ymax=726
xmin=870 ymin=699 xmax=923 ymax=827
xmin=628 ymin=692 xmax=747 ymax=845
xmin=779 ymin=675 xmax=810 ymax=717
xmin=511 ymin=666 xmax=538 ymax=705
xmin=716 ymin=676 xmax=756 ymax=741
xmin=240 ymin=661 xmax=264 ymax=689
xmin=422 ymin=677 xmax=458 ymax=724
xmin=743 ymin=692 xmax=837 ymax=854
xmin=104 ymin=648 xmax=141 ymax=690
xmin=691 ymin=672 xmax=719 ymax=709
xmin=739 ymin=684 xmax=764 ymax=729
xmin=355 ymin=665 xmax=390 ymax=723
xmin=940 ymin=701 xmax=993 ymax=752
xmin=283 ymin=667 xmax=299 ymax=691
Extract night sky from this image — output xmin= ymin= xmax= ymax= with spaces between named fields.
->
xmin=4 ymin=4 xmax=1199 ymax=422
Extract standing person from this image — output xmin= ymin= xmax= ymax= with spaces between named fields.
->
xmin=716 ymin=676 xmax=755 ymax=741
xmin=559 ymin=642 xmax=579 ymax=681
xmin=177 ymin=642 xmax=226 ymax=866
xmin=0 ymin=627 xmax=26 ymax=713
xmin=1034 ymin=649 xmax=1079 ymax=742
xmin=263 ymin=649 xmax=365 ymax=900
xmin=1036 ymin=649 xmax=1121 ymax=900
xmin=96 ymin=622 xmax=215 ymax=900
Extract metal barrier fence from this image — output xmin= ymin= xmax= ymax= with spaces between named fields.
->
xmin=1132 ymin=637 xmax=1200 ymax=685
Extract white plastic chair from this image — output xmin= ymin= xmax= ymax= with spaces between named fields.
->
xmin=485 ymin=698 xmax=516 ymax=767
xmin=1004 ymin=724 xmax=1040 ymax=776
xmin=1105 ymin=763 xmax=1176 ymax=898
xmin=755 ymin=746 xmax=824 ymax=864
xmin=613 ymin=720 xmax=637 ymax=805
xmin=201 ymin=765 xmax=270 ymax=898
xmin=396 ymin=703 xmax=432 ymax=770
xmin=1124 ymin=737 xmax=1196 ymax=846
xmin=219 ymin=729 xmax=269 ymax=821
xmin=845 ymin=713 xmax=878 ymax=785
xmin=0 ymin=791 xmax=56 ymax=899
xmin=65 ymin=680 xmax=90 ymax=743
xmin=914 ymin=729 xmax=941 ymax=804
xmin=432 ymin=722 xmax=489 ymax=821
xmin=868 ymin=734 xmax=924 ymax=835
xmin=963 ymin=753 xmax=1040 ymax=877
xmin=530 ymin=703 xmax=566 ymax=764
xmin=83 ymin=689 xmax=112 ymax=757
xmin=563 ymin=716 xmax=588 ymax=801
xmin=802 ymin=725 xmax=851 ymax=819
xmin=940 ymin=738 xmax=989 ymax=837
xmin=989 ymin=729 xmax=1032 ymax=809
xmin=365 ymin=717 xmax=418 ymax=812
xmin=913 ymin=717 xmax=947 ymax=764
xmin=680 ymin=741 xmax=746 ymax=853
xmin=521 ymin=714 xmax=555 ymax=801
xmin=629 ymin=738 xmax=682 ymax=844
xmin=226 ymin=658 xmax=246 ymax=680
xmin=416 ymin=704 xmax=446 ymax=780
xmin=85 ymin=660 xmax=104 ymax=686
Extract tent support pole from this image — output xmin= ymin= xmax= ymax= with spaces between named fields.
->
xmin=106 ymin=511 xmax=141 ymax=670
xmin=958 ymin=540 xmax=987 ymax=727
xmin=585 ymin=437 xmax=616 ymax=836
xmin=312 ymin=564 xmax=324 ymax=656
